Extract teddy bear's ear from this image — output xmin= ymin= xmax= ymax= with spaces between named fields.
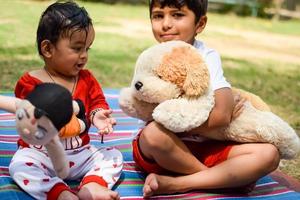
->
xmin=181 ymin=47 xmax=210 ymax=97
xmin=156 ymin=46 xmax=209 ymax=97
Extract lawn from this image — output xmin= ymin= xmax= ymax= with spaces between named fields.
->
xmin=0 ymin=0 xmax=300 ymax=180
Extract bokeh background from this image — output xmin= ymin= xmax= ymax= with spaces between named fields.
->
xmin=0 ymin=0 xmax=299 ymax=180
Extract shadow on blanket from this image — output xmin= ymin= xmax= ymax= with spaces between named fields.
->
xmin=0 ymin=89 xmax=300 ymax=200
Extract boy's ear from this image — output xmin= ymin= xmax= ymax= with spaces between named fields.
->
xmin=40 ymin=40 xmax=53 ymax=58
xmin=195 ymin=16 xmax=207 ymax=34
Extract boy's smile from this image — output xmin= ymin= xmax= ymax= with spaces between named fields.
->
xmin=151 ymin=5 xmax=206 ymax=45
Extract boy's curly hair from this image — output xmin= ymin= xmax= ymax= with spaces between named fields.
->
xmin=149 ymin=0 xmax=208 ymax=23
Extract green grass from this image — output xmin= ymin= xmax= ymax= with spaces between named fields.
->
xmin=208 ymin=14 xmax=300 ymax=36
xmin=1 ymin=0 xmax=300 ymax=180
xmin=223 ymin=58 xmax=300 ymax=128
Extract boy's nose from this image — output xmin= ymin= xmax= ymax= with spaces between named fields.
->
xmin=162 ymin=16 xmax=172 ymax=30
xmin=80 ymin=51 xmax=88 ymax=59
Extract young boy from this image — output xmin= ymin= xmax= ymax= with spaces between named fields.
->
xmin=132 ymin=0 xmax=280 ymax=197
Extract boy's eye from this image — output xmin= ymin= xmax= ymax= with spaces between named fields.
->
xmin=173 ymin=13 xmax=184 ymax=18
xmin=151 ymin=14 xmax=163 ymax=20
xmin=73 ymin=47 xmax=81 ymax=52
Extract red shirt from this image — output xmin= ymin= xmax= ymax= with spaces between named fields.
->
xmin=15 ymin=69 xmax=109 ymax=149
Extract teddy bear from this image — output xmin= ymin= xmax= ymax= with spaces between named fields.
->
xmin=119 ymin=40 xmax=300 ymax=160
xmin=0 ymin=83 xmax=87 ymax=179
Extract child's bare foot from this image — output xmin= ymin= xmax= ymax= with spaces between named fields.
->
xmin=143 ymin=173 xmax=177 ymax=197
xmin=143 ymin=173 xmax=159 ymax=197
xmin=57 ymin=190 xmax=79 ymax=200
xmin=77 ymin=182 xmax=120 ymax=200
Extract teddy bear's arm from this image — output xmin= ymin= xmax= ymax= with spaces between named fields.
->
xmin=153 ymin=93 xmax=215 ymax=132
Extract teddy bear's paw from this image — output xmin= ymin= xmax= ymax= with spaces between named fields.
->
xmin=263 ymin=114 xmax=300 ymax=159
xmin=153 ymin=98 xmax=214 ymax=132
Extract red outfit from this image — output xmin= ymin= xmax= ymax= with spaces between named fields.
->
xmin=10 ymin=69 xmax=123 ymax=200
xmin=15 ymin=69 xmax=109 ymax=149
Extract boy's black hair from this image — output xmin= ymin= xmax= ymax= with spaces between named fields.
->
xmin=36 ymin=1 xmax=92 ymax=56
xmin=149 ymin=0 xmax=208 ymax=23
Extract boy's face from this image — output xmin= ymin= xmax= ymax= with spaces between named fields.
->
xmin=150 ymin=4 xmax=206 ymax=45
xmin=43 ymin=25 xmax=95 ymax=77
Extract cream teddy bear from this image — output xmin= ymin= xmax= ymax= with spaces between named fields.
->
xmin=119 ymin=40 xmax=300 ymax=159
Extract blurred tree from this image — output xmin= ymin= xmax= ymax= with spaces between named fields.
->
xmin=207 ymin=0 xmax=273 ymax=17
xmin=273 ymin=0 xmax=284 ymax=20
xmin=286 ymin=0 xmax=296 ymax=11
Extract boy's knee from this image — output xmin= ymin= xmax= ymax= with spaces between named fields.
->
xmin=140 ymin=121 xmax=173 ymax=151
xmin=258 ymin=144 xmax=280 ymax=172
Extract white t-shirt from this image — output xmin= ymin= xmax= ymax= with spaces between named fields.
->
xmin=193 ymin=40 xmax=231 ymax=91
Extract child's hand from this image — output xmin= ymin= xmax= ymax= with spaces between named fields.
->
xmin=231 ymin=93 xmax=246 ymax=121
xmin=92 ymin=109 xmax=116 ymax=135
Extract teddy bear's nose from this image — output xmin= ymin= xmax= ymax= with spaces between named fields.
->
xmin=135 ymin=81 xmax=143 ymax=91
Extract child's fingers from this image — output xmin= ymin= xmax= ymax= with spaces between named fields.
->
xmin=98 ymin=126 xmax=113 ymax=135
xmin=232 ymin=100 xmax=246 ymax=120
xmin=234 ymin=93 xmax=241 ymax=103
xmin=109 ymin=118 xmax=117 ymax=125
xmin=98 ymin=127 xmax=109 ymax=135
xmin=233 ymin=106 xmax=244 ymax=116
xmin=235 ymin=100 xmax=244 ymax=110
xmin=108 ymin=126 xmax=114 ymax=134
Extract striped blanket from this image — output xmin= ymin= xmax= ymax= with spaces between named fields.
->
xmin=1 ymin=89 xmax=300 ymax=200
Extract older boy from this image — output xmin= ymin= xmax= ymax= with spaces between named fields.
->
xmin=133 ymin=0 xmax=280 ymax=197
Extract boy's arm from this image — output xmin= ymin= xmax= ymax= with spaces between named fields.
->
xmin=189 ymin=88 xmax=234 ymax=134
xmin=207 ymin=88 xmax=234 ymax=127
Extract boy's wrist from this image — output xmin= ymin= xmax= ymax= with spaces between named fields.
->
xmin=90 ymin=108 xmax=104 ymax=125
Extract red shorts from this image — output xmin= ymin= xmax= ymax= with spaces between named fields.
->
xmin=132 ymin=130 xmax=236 ymax=174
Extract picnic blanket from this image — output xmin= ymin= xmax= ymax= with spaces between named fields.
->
xmin=1 ymin=89 xmax=300 ymax=200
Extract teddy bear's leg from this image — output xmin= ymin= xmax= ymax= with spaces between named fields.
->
xmin=224 ymin=102 xmax=300 ymax=159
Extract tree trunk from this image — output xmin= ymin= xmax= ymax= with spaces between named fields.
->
xmin=286 ymin=0 xmax=296 ymax=11
xmin=273 ymin=0 xmax=284 ymax=20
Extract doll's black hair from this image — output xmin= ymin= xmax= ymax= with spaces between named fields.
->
xmin=26 ymin=83 xmax=73 ymax=131
xmin=36 ymin=0 xmax=92 ymax=56
xmin=149 ymin=0 xmax=208 ymax=23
